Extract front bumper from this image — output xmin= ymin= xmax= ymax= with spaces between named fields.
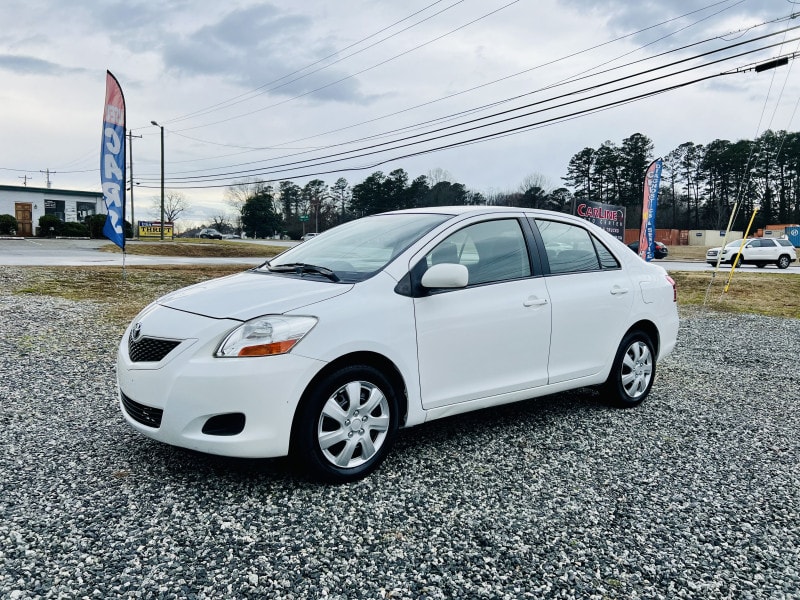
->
xmin=117 ymin=307 xmax=324 ymax=458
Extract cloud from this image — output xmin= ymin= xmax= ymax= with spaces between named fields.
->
xmin=557 ymin=0 xmax=781 ymax=40
xmin=159 ymin=4 xmax=371 ymax=104
xmin=0 ymin=54 xmax=87 ymax=76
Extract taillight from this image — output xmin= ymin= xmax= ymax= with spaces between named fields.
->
xmin=666 ymin=275 xmax=677 ymax=302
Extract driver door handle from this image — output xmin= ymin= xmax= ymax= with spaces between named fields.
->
xmin=610 ymin=285 xmax=629 ymax=295
xmin=523 ymin=296 xmax=548 ymax=307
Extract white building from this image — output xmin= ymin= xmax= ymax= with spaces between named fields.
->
xmin=0 ymin=184 xmax=105 ymax=236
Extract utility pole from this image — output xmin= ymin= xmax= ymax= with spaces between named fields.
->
xmin=39 ymin=169 xmax=54 ymax=188
xmin=128 ymin=131 xmax=143 ymax=238
xmin=151 ymin=121 xmax=165 ymax=240
xmin=18 ymin=174 xmax=30 ymax=186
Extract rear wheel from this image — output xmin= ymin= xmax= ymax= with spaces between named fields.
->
xmin=292 ymin=365 xmax=399 ymax=483
xmin=777 ymin=255 xmax=791 ymax=269
xmin=602 ymin=331 xmax=655 ymax=408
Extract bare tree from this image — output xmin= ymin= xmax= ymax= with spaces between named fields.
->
xmin=209 ymin=214 xmax=233 ymax=232
xmin=151 ymin=190 xmax=189 ymax=223
xmin=225 ymin=179 xmax=264 ymax=232
xmin=519 ymin=173 xmax=554 ymax=194
xmin=426 ymin=168 xmax=454 ymax=186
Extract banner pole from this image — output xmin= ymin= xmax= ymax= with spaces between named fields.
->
xmin=723 ymin=208 xmax=759 ymax=295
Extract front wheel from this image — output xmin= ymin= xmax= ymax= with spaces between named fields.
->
xmin=602 ymin=331 xmax=656 ymax=408
xmin=777 ymin=255 xmax=791 ymax=269
xmin=292 ymin=365 xmax=399 ymax=483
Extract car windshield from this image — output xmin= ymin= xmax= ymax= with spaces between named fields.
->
xmin=260 ymin=213 xmax=452 ymax=282
xmin=725 ymin=240 xmax=746 ymax=248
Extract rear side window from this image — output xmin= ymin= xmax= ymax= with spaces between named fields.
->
xmin=777 ymin=239 xmax=792 ymax=247
xmin=593 ymin=238 xmax=621 ymax=269
xmin=535 ymin=219 xmax=609 ymax=274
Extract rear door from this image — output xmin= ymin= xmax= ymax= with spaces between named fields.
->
xmin=531 ymin=218 xmax=634 ymax=384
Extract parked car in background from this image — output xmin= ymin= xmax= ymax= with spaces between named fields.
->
xmin=196 ymin=228 xmax=223 ymax=240
xmin=301 ymin=232 xmax=319 ymax=241
xmin=628 ymin=240 xmax=669 ymax=260
xmin=118 ymin=207 xmax=679 ymax=483
xmin=706 ymin=238 xmax=797 ymax=269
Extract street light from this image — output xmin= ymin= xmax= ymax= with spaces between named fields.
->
xmin=151 ymin=120 xmax=165 ymax=240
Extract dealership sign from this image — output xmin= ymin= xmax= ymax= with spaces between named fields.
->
xmin=575 ymin=200 xmax=626 ymax=241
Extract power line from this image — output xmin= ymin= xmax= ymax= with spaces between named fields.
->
xmin=137 ymin=52 xmax=795 ymax=189
xmin=176 ymin=22 xmax=800 ymax=177
xmin=157 ymin=2 xmax=789 ymax=169
xmin=139 ymin=31 xmax=800 ymax=183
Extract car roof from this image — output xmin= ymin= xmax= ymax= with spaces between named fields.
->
xmin=381 ymin=206 xmax=523 ymax=217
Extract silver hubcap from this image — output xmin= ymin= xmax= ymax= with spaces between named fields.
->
xmin=620 ymin=341 xmax=652 ymax=399
xmin=317 ymin=380 xmax=390 ymax=469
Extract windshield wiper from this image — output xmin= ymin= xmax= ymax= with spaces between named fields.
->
xmin=266 ymin=262 xmax=340 ymax=282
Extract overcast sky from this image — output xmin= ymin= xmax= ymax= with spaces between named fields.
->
xmin=1 ymin=0 xmax=797 ymax=226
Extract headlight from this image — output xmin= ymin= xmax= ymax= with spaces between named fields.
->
xmin=216 ymin=315 xmax=317 ymax=357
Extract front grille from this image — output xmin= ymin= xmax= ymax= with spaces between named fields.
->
xmin=121 ymin=392 xmax=163 ymax=428
xmin=128 ymin=335 xmax=181 ymax=362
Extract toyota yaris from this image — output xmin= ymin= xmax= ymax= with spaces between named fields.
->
xmin=118 ymin=207 xmax=679 ymax=482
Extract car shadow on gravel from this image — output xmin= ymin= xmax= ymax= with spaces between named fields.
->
xmin=115 ymin=387 xmax=611 ymax=485
xmin=116 ymin=433 xmax=298 ymax=485
xmin=392 ymin=387 xmax=610 ymax=452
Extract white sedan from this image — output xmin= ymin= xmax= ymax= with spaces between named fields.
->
xmin=117 ymin=207 xmax=679 ymax=482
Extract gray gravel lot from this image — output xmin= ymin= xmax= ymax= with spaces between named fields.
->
xmin=1 ymin=266 xmax=799 ymax=599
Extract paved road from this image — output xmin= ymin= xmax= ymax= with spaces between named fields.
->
xmin=0 ymin=238 xmax=286 ymax=267
xmin=0 ymin=238 xmax=797 ymax=273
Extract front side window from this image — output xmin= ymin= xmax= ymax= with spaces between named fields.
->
xmin=422 ymin=219 xmax=531 ymax=285
xmin=535 ymin=219 xmax=602 ymax=274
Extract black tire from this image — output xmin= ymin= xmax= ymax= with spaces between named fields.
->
xmin=602 ymin=331 xmax=656 ymax=408
xmin=292 ymin=365 xmax=399 ymax=483
xmin=733 ymin=255 xmax=743 ymax=268
xmin=777 ymin=255 xmax=791 ymax=269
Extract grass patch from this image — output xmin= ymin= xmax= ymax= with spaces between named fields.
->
xmin=6 ymin=264 xmax=799 ymax=328
xmin=99 ymin=239 xmax=287 ymax=258
xmin=13 ymin=265 xmax=247 ymax=325
xmin=663 ymin=246 xmax=709 ymax=261
xmin=671 ymin=270 xmax=800 ymax=319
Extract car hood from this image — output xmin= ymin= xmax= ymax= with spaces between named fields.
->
xmin=157 ymin=270 xmax=353 ymax=320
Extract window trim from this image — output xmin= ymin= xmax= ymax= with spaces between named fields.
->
xmin=528 ymin=217 xmax=622 ymax=276
xmin=401 ymin=216 xmax=543 ymax=297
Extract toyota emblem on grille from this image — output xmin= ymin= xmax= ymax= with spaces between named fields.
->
xmin=131 ymin=322 xmax=143 ymax=342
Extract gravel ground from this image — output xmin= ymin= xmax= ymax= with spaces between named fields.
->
xmin=1 ymin=266 xmax=799 ymax=600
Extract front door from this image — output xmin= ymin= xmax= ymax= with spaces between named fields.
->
xmin=413 ymin=218 xmax=552 ymax=409
xmin=14 ymin=203 xmax=32 ymax=236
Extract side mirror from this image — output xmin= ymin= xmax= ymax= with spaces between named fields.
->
xmin=420 ymin=263 xmax=469 ymax=289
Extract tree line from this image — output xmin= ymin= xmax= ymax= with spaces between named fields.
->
xmin=197 ymin=129 xmax=800 ymax=238
xmin=564 ymin=130 xmax=800 ymax=232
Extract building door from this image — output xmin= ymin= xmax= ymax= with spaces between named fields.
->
xmin=14 ymin=203 xmax=33 ymax=237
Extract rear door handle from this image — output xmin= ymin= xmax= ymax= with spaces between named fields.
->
xmin=523 ymin=296 xmax=548 ymax=307
xmin=610 ymin=285 xmax=629 ymax=295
